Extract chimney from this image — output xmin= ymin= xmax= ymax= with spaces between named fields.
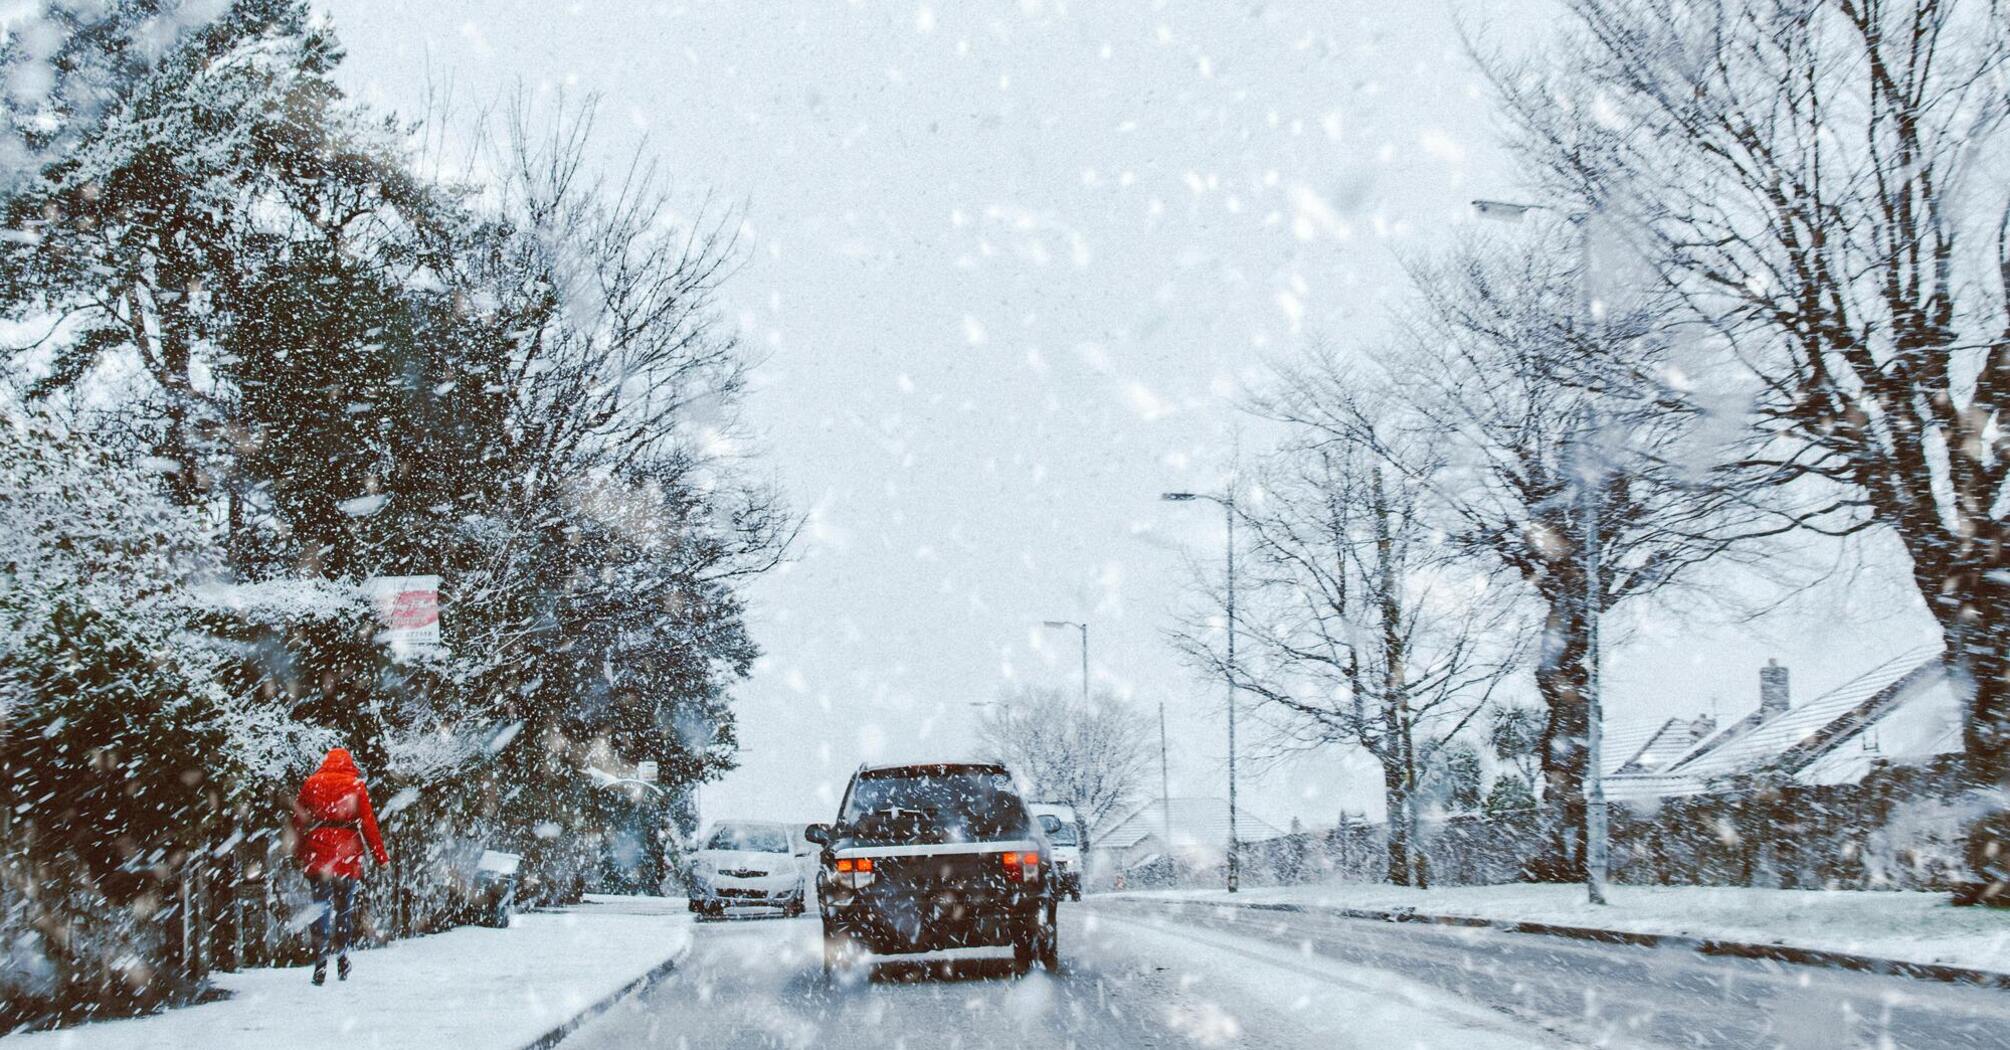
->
xmin=1760 ymin=659 xmax=1790 ymax=717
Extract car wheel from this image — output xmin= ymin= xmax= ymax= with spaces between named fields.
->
xmin=1036 ymin=900 xmax=1060 ymax=972
xmin=822 ymin=925 xmax=861 ymax=977
xmin=1010 ymin=915 xmax=1039 ymax=976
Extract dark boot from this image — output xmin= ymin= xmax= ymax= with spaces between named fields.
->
xmin=337 ymin=954 xmax=351 ymax=981
xmin=312 ymin=960 xmax=327 ymax=986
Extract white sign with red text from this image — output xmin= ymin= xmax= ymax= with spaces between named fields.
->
xmin=364 ymin=575 xmax=443 ymax=656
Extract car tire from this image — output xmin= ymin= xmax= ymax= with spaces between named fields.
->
xmin=1036 ymin=900 xmax=1060 ymax=971
xmin=822 ymin=925 xmax=860 ymax=977
xmin=1010 ymin=914 xmax=1040 ymax=977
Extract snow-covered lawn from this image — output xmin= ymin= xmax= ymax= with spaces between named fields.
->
xmin=1116 ymin=882 xmax=2010 ymax=975
xmin=6 ymin=895 xmax=691 ymax=1050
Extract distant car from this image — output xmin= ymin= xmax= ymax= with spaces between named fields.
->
xmin=469 ymin=849 xmax=521 ymax=927
xmin=1028 ymin=802 xmax=1083 ymax=901
xmin=807 ymin=760 xmax=1059 ymax=977
xmin=687 ymin=821 xmax=808 ymax=918
xmin=439 ymin=841 xmax=521 ymax=928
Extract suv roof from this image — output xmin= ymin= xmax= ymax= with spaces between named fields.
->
xmin=855 ymin=758 xmax=1008 ymax=776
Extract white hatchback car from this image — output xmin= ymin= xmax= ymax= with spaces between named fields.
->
xmin=687 ymin=821 xmax=810 ymax=918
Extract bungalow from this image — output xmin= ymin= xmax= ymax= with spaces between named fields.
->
xmin=1602 ymin=646 xmax=1958 ymax=802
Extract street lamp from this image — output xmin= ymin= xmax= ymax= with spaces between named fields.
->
xmin=1161 ymin=486 xmax=1241 ymax=893
xmin=1039 ymin=620 xmax=1090 ymax=705
xmin=1473 ymin=196 xmax=1609 ymax=906
xmin=587 ymin=767 xmax=668 ymax=799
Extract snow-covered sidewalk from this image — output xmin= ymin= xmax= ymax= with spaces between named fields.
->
xmin=1113 ymin=882 xmax=2010 ymax=976
xmin=6 ymin=895 xmax=691 ymax=1050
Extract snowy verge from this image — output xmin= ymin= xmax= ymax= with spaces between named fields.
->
xmin=5 ymin=895 xmax=691 ymax=1050
xmin=1108 ymin=882 xmax=2010 ymax=977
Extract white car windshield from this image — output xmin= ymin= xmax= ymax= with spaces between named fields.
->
xmin=704 ymin=825 xmax=789 ymax=853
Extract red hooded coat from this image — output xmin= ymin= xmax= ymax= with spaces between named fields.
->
xmin=292 ymin=748 xmax=390 ymax=880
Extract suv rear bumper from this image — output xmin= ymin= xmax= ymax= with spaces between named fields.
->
xmin=823 ymin=891 xmax=1041 ymax=953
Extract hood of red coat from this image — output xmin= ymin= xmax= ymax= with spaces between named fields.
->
xmin=317 ymin=748 xmax=361 ymax=778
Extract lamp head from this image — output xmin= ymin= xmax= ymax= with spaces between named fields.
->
xmin=1472 ymin=199 xmax=1537 ymax=222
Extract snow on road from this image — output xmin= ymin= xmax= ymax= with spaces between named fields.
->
xmin=559 ymin=906 xmax=1553 ymax=1050
xmin=1118 ymin=882 xmax=2010 ymax=974
xmin=1073 ymin=908 xmax=1548 ymax=1049
xmin=1100 ymin=895 xmax=2010 ymax=1049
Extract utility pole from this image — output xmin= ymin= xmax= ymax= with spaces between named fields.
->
xmin=1474 ymin=196 xmax=1609 ymax=906
xmin=1040 ymin=620 xmax=1090 ymax=706
xmin=1159 ymin=698 xmax=1172 ymax=848
xmin=1577 ymin=214 xmax=1609 ymax=908
xmin=1161 ymin=482 xmax=1241 ymax=893
xmin=1224 ymin=484 xmax=1239 ymax=893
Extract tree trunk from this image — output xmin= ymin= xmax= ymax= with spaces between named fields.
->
xmin=1925 ymin=532 xmax=2010 ymax=905
xmin=1382 ymin=759 xmax=1413 ymax=887
xmin=1529 ymin=594 xmax=1590 ymax=883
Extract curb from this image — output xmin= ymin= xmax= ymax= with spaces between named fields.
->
xmin=514 ymin=936 xmax=691 ymax=1050
xmin=1114 ymin=896 xmax=2010 ymax=990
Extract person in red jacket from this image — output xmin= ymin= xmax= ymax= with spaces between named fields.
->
xmin=291 ymin=747 xmax=390 ymax=985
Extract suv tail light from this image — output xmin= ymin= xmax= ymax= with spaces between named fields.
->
xmin=1001 ymin=851 xmax=1041 ymax=883
xmin=832 ymin=856 xmax=875 ymax=889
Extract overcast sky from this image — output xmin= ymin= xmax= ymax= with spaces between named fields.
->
xmin=317 ymin=0 xmax=1943 ymax=832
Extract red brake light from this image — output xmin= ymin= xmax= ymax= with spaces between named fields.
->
xmin=856 ymin=857 xmax=873 ymax=872
xmin=835 ymin=858 xmax=855 ymax=873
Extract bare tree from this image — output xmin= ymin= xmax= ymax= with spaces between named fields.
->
xmin=1260 ymin=232 xmax=1785 ymax=880
xmin=1491 ymin=0 xmax=2010 ymax=898
xmin=978 ymin=683 xmax=1154 ymax=837
xmin=1174 ymin=435 xmax=1520 ymax=887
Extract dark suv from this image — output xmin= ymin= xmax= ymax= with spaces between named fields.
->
xmin=806 ymin=761 xmax=1059 ymax=977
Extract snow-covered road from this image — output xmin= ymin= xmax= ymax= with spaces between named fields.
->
xmin=558 ymin=902 xmax=1543 ymax=1050
xmin=1097 ymin=897 xmax=2010 ymax=1049
xmin=558 ymin=899 xmax=2010 ymax=1050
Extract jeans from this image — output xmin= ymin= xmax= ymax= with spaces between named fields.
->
xmin=311 ymin=876 xmax=358 ymax=962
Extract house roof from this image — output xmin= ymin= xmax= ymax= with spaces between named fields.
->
xmin=1599 ymin=718 xmax=1667 ymax=776
xmin=1669 ymin=646 xmax=1941 ymax=782
xmin=1606 ymin=715 xmax=1716 ymax=776
xmin=1603 ymin=646 xmax=1949 ymax=800
xmin=1094 ymin=797 xmax=1287 ymax=852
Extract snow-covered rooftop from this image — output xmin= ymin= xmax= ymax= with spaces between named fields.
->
xmin=1603 ymin=646 xmax=1952 ymax=800
xmin=1604 ymin=715 xmax=1717 ymax=776
xmin=1670 ymin=647 xmax=1942 ymax=782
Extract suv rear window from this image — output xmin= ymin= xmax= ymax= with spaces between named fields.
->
xmin=1037 ymin=814 xmax=1078 ymax=846
xmin=841 ymin=766 xmax=1031 ymax=845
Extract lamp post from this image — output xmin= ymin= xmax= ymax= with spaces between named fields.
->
xmin=1040 ymin=620 xmax=1090 ymax=705
xmin=1161 ymin=485 xmax=1240 ymax=893
xmin=1157 ymin=698 xmax=1172 ymax=850
xmin=1473 ymin=196 xmax=1608 ymax=906
xmin=587 ymin=767 xmax=670 ymax=891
